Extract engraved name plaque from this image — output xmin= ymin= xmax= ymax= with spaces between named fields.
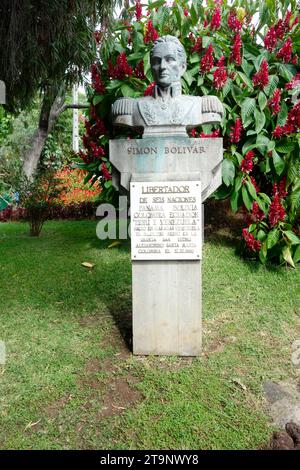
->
xmin=130 ymin=181 xmax=202 ymax=261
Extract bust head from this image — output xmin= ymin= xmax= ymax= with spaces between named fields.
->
xmin=150 ymin=35 xmax=187 ymax=89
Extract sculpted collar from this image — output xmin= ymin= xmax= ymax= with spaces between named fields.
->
xmin=153 ymin=82 xmax=182 ymax=99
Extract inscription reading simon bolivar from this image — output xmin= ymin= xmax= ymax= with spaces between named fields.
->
xmin=127 ymin=145 xmax=205 ymax=156
xmin=131 ymin=181 xmax=202 ymax=261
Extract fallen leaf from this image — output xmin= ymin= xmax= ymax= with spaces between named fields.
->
xmin=112 ymin=404 xmax=126 ymax=410
xmin=232 ymin=378 xmax=247 ymax=391
xmin=108 ymin=241 xmax=122 ymax=249
xmin=81 ymin=262 xmax=94 ymax=268
xmin=24 ymin=419 xmax=41 ymax=431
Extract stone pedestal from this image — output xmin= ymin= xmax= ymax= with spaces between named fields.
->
xmin=109 ymin=136 xmax=223 ymax=356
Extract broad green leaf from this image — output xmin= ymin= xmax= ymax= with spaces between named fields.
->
xmin=202 ymin=36 xmax=213 ymax=48
xmin=237 ymin=71 xmax=254 ymax=90
xmin=242 ymin=184 xmax=252 ymax=210
xmin=284 ymin=231 xmax=300 ymax=245
xmin=257 ymin=230 xmax=267 ymax=241
xmin=183 ymin=70 xmax=195 ymax=87
xmin=230 ymin=189 xmax=240 ymax=213
xmin=121 ymin=84 xmax=138 ymax=98
xmin=258 ymin=91 xmax=267 ymax=111
xmin=267 ymin=228 xmax=280 ymax=249
xmin=222 ymin=159 xmax=235 ymax=187
xmin=276 ymin=140 xmax=296 ymax=154
xmin=93 ymin=95 xmax=105 ymax=106
xmin=277 ymin=101 xmax=288 ymax=127
xmin=148 ymin=0 xmax=166 ymax=9
xmin=272 ymin=150 xmax=285 ymax=175
xmin=246 ymin=179 xmax=258 ymax=200
xmin=241 ymin=98 xmax=256 ymax=128
xmin=263 ymin=75 xmax=279 ymax=97
xmin=282 ymin=245 xmax=295 ymax=268
xmin=293 ymin=245 xmax=300 ymax=263
xmin=255 ymin=109 xmax=266 ymax=134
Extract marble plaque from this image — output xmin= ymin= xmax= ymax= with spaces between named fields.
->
xmin=130 ymin=180 xmax=202 ymax=260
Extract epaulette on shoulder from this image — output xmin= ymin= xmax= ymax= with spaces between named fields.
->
xmin=112 ymin=98 xmax=134 ymax=116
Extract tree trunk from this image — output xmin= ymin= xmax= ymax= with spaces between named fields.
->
xmin=22 ymin=86 xmax=65 ymax=179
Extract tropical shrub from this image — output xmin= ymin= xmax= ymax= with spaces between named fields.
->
xmin=77 ymin=0 xmax=300 ymax=266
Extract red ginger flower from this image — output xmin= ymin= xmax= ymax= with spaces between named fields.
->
xmin=101 ymin=162 xmax=111 ymax=181
xmin=275 ymin=19 xmax=285 ymax=39
xmin=144 ymin=21 xmax=159 ymax=43
xmin=135 ymin=60 xmax=145 ymax=79
xmin=144 ymin=82 xmax=155 ymax=96
xmin=250 ymin=176 xmax=260 ymax=193
xmin=277 ymin=37 xmax=293 ymax=63
xmin=184 ymin=8 xmax=189 ymax=17
xmin=199 ymin=129 xmax=221 ymax=138
xmin=268 ymin=89 xmax=281 ymax=115
xmin=135 ymin=1 xmax=142 ymax=21
xmin=91 ymin=64 xmax=106 ymax=94
xmin=269 ymin=194 xmax=285 ymax=226
xmin=273 ymin=177 xmax=287 ymax=199
xmin=213 ymin=57 xmax=228 ymax=89
xmin=200 ymin=44 xmax=214 ymax=73
xmin=251 ymin=201 xmax=265 ymax=221
xmin=242 ymin=228 xmax=261 ymax=252
xmin=230 ymin=33 xmax=242 ymax=66
xmin=264 ymin=26 xmax=277 ymax=51
xmin=252 ymin=59 xmax=269 ymax=88
xmin=240 ymin=151 xmax=254 ymax=174
xmin=210 ymin=7 xmax=221 ymax=30
xmin=228 ymin=11 xmax=242 ymax=32
xmin=191 ymin=37 xmax=202 ymax=54
xmin=273 ymin=125 xmax=284 ymax=139
xmin=189 ymin=128 xmax=198 ymax=138
xmin=230 ymin=118 xmax=243 ymax=143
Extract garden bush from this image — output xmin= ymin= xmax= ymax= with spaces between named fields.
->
xmin=75 ymin=0 xmax=300 ymax=266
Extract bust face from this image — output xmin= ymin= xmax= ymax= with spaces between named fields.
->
xmin=151 ymin=42 xmax=186 ymax=89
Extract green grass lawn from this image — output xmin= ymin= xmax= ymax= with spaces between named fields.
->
xmin=0 ymin=219 xmax=299 ymax=450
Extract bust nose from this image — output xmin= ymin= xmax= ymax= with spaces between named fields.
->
xmin=160 ymin=59 xmax=167 ymax=70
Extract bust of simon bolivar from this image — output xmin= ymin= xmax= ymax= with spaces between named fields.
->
xmin=112 ymin=35 xmax=224 ymax=136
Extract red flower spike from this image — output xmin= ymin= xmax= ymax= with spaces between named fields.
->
xmin=252 ymin=59 xmax=269 ymax=88
xmin=228 ymin=11 xmax=242 ymax=33
xmin=269 ymin=194 xmax=285 ymax=226
xmin=191 ymin=37 xmax=202 ymax=54
xmin=277 ymin=37 xmax=293 ymax=63
xmin=230 ymin=33 xmax=242 ymax=66
xmin=251 ymin=201 xmax=265 ymax=221
xmin=268 ymin=88 xmax=281 ymax=115
xmin=184 ymin=8 xmax=189 ymax=17
xmin=135 ymin=1 xmax=142 ymax=21
xmin=144 ymin=21 xmax=159 ymax=43
xmin=144 ymin=82 xmax=156 ymax=96
xmin=264 ymin=27 xmax=277 ymax=51
xmin=242 ymin=228 xmax=261 ymax=252
xmin=101 ymin=163 xmax=111 ymax=181
xmin=240 ymin=151 xmax=254 ymax=174
xmin=210 ymin=7 xmax=221 ymax=30
xmin=200 ymin=44 xmax=214 ymax=73
xmin=230 ymin=118 xmax=243 ymax=143
xmin=213 ymin=62 xmax=228 ymax=89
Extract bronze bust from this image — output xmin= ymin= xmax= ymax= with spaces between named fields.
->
xmin=112 ymin=35 xmax=224 ymax=136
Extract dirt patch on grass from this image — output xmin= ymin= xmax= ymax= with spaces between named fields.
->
xmin=99 ymin=376 xmax=143 ymax=418
xmin=45 ymin=394 xmax=73 ymax=419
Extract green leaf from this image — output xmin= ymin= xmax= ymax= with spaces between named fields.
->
xmin=222 ymin=159 xmax=235 ymax=187
xmin=242 ymin=184 xmax=252 ymax=210
xmin=276 ymin=140 xmax=296 ymax=154
xmin=282 ymin=245 xmax=295 ymax=268
xmin=93 ymin=95 xmax=105 ymax=106
xmin=230 ymin=189 xmax=240 ymax=213
xmin=121 ymin=84 xmax=138 ymax=98
xmin=272 ymin=150 xmax=285 ymax=176
xmin=284 ymin=231 xmax=300 ymax=245
xmin=183 ymin=70 xmax=195 ymax=87
xmin=267 ymin=228 xmax=280 ymax=249
xmin=263 ymin=75 xmax=279 ymax=97
xmin=258 ymin=91 xmax=267 ymax=111
xmin=241 ymin=98 xmax=256 ymax=128
xmin=202 ymin=36 xmax=213 ymax=48
xmin=246 ymin=179 xmax=258 ymax=200
xmin=255 ymin=109 xmax=266 ymax=134
xmin=257 ymin=230 xmax=267 ymax=242
xmin=277 ymin=101 xmax=288 ymax=127
xmin=148 ymin=1 xmax=166 ymax=9
xmin=104 ymin=180 xmax=112 ymax=189
xmin=293 ymin=245 xmax=300 ymax=263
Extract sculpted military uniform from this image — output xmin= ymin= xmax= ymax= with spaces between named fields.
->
xmin=112 ymin=83 xmax=223 ymax=130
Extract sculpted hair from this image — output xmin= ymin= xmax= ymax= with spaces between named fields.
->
xmin=151 ymin=35 xmax=187 ymax=66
